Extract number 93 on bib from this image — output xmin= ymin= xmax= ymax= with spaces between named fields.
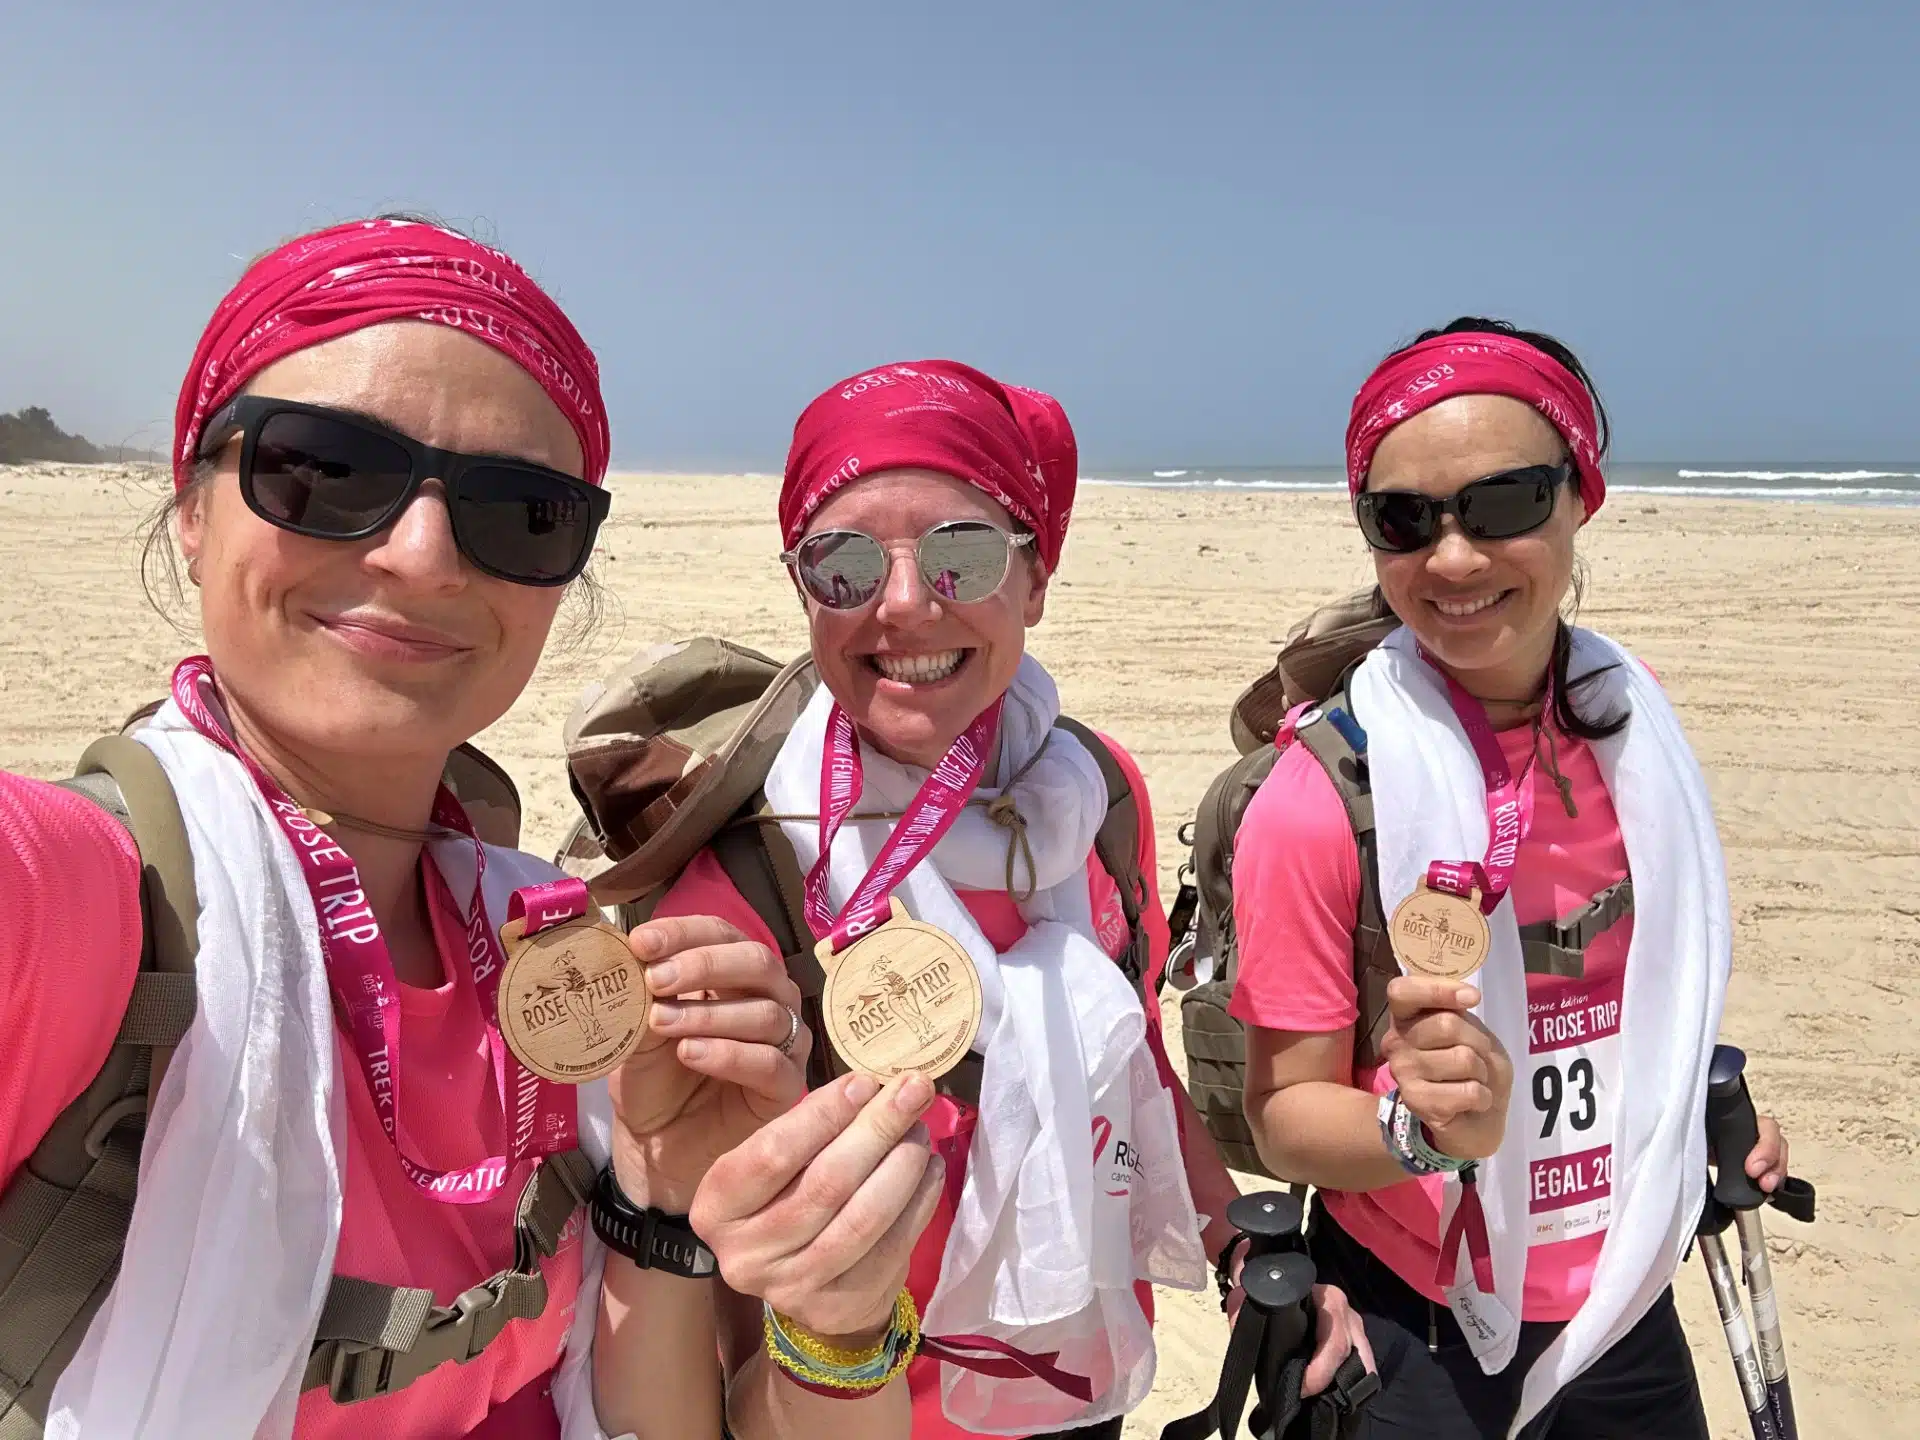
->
xmin=1525 ymin=966 xmax=1624 ymax=1246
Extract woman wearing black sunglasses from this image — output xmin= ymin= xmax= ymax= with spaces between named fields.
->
xmin=1229 ymin=319 xmax=1791 ymax=1438
xmin=645 ymin=359 xmax=1372 ymax=1440
xmin=0 ymin=220 xmax=931 ymax=1440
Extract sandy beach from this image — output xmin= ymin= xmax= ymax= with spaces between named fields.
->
xmin=3 ymin=462 xmax=1914 ymax=1439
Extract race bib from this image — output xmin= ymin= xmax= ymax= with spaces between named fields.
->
xmin=1525 ymin=966 xmax=1623 ymax=1245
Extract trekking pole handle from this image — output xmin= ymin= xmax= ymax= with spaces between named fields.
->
xmin=1706 ymin=1046 xmax=1768 ymax=1211
xmin=1706 ymin=1045 xmax=1818 ymax=1224
xmin=1214 ymin=1191 xmax=1310 ymax=1307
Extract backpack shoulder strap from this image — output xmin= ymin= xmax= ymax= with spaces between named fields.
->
xmin=1288 ymin=685 xmax=1397 ymax=1071
xmin=711 ymin=801 xmax=850 ymax=1096
xmin=0 ymin=738 xmax=200 ymax=1435
xmin=1053 ymin=717 xmax=1150 ymax=989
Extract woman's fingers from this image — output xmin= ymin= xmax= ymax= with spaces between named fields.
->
xmin=629 ymin=913 xmax=754 ymax=961
xmin=1745 ymin=1114 xmax=1789 ymax=1192
xmin=1392 ymin=1041 xmax=1491 ymax=1087
xmin=782 ymin=1124 xmax=939 ymax=1284
xmin=784 ymin=1075 xmax=937 ymax=1227
xmin=694 ymin=1073 xmax=881 ymax=1228
xmin=641 ymin=938 xmax=801 ymax=1009
xmin=1392 ymin=1006 xmax=1498 ymax=1057
xmin=1301 ymin=1284 xmax=1376 ymax=1397
xmin=653 ymin=994 xmax=798 ymax=1047
xmin=1398 ymin=1078 xmax=1495 ymax=1128
xmin=1386 ymin=976 xmax=1479 ymax=1022
xmin=769 ymin=1152 xmax=947 ymax=1336
xmin=673 ymin=1035 xmax=806 ymax=1111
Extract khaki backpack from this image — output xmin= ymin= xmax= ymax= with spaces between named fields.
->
xmin=0 ymin=707 xmax=595 ymax=1435
xmin=1167 ymin=590 xmax=1635 ymax=1179
xmin=556 ymin=637 xmax=1154 ymax=1107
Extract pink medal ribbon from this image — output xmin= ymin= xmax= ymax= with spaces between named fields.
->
xmin=1421 ymin=655 xmax=1550 ymax=916
xmin=1434 ymin=1167 xmax=1498 ymax=1296
xmin=508 ymin=875 xmax=596 ymax=936
xmin=803 ymin=695 xmax=1004 ymax=951
xmin=803 ymin=695 xmax=1096 ymax=1401
xmin=1418 ymin=651 xmax=1553 ymax=1299
xmin=170 ymin=656 xmax=576 ymax=1204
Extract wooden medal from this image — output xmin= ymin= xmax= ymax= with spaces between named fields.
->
xmin=1389 ymin=882 xmax=1493 ymax=982
xmin=819 ymin=898 xmax=984 ymax=1081
xmin=497 ymin=913 xmax=650 ymax=1083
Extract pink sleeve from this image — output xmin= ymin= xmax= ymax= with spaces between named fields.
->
xmin=1093 ymin=733 xmax=1172 ymax=1000
xmin=651 ymin=847 xmax=784 ymax=953
xmin=0 ymin=773 xmax=145 ymax=1191
xmin=1225 ymin=742 xmax=1365 ymax=1034
xmin=1085 ymin=735 xmax=1185 ymax=1101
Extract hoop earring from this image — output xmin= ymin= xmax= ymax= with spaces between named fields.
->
xmin=186 ymin=555 xmax=202 ymax=588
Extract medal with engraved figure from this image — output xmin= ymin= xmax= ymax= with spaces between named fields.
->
xmin=820 ymin=897 xmax=983 ymax=1080
xmin=1390 ymin=880 xmax=1492 ymax=982
xmin=805 ymin=698 xmax=1002 ymax=1083
xmin=498 ymin=880 xmax=649 ymax=1083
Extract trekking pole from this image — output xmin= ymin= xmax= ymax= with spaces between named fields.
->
xmin=1699 ymin=1044 xmax=1818 ymax=1440
xmin=1160 ymin=1192 xmax=1376 ymax=1440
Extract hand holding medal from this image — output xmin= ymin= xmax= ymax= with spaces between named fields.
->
xmin=805 ymin=701 xmax=995 ymax=1082
xmin=499 ymin=884 xmax=814 ymax=1213
xmin=497 ymin=878 xmax=651 ymax=1082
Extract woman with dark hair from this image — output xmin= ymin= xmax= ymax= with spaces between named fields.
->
xmin=1230 ymin=319 xmax=1790 ymax=1437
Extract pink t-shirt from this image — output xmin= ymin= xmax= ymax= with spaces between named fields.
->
xmin=653 ymin=734 xmax=1176 ymax=1440
xmin=0 ymin=771 xmax=583 ymax=1438
xmin=1228 ymin=714 xmax=1631 ymax=1323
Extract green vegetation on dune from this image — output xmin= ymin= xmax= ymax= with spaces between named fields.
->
xmin=0 ymin=408 xmax=160 ymax=465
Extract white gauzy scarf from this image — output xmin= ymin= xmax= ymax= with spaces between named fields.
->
xmin=45 ymin=700 xmax=622 ymax=1440
xmin=1350 ymin=626 xmax=1729 ymax=1437
xmin=763 ymin=655 xmax=1206 ymax=1435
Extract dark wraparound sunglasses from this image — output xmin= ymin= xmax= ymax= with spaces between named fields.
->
xmin=782 ymin=521 xmax=1035 ymax=610
xmin=1355 ymin=461 xmax=1573 ymax=554
xmin=197 ymin=396 xmax=611 ymax=586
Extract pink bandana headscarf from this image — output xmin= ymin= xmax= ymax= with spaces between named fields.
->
xmin=781 ymin=360 xmax=1079 ymax=572
xmin=174 ymin=218 xmax=609 ymax=491
xmin=1345 ymin=333 xmax=1606 ymax=519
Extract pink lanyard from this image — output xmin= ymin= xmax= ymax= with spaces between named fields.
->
xmin=1420 ymin=652 xmax=1550 ymax=1295
xmin=1420 ymin=655 xmax=1549 ymax=916
xmin=170 ymin=657 xmax=576 ymax=1203
xmin=803 ymin=696 xmax=1003 ymax=952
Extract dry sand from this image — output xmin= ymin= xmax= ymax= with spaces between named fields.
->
xmin=3 ymin=462 xmax=1914 ymax=1438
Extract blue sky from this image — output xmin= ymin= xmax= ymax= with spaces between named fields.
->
xmin=3 ymin=1 xmax=1913 ymax=467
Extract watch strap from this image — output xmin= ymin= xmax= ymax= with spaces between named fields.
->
xmin=590 ymin=1166 xmax=717 ymax=1277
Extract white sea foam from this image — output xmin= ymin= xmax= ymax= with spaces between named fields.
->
xmin=1085 ymin=475 xmax=1343 ymax=492
xmin=1612 ymin=483 xmax=1913 ymax=501
xmin=1151 ymin=469 xmax=1189 ymax=478
xmin=1673 ymin=469 xmax=1914 ymax=482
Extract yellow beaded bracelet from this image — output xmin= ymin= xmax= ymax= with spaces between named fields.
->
xmin=764 ymin=1289 xmax=921 ymax=1395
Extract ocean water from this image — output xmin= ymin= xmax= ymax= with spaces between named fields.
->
xmin=1086 ymin=464 xmax=1920 ymax=506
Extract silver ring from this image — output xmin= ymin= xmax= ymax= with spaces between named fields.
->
xmin=776 ymin=1005 xmax=801 ymax=1057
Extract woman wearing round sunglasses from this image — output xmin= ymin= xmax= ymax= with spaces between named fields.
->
xmin=650 ymin=360 xmax=1371 ymax=1440
xmin=0 ymin=220 xmax=933 ymax=1440
xmin=1230 ymin=319 xmax=1789 ymax=1438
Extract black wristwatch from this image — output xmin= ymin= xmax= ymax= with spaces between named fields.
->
xmin=589 ymin=1166 xmax=717 ymax=1277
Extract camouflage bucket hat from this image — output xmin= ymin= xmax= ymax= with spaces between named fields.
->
xmin=562 ymin=637 xmax=818 ymax=903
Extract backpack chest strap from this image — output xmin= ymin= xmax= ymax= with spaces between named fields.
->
xmin=302 ymin=1148 xmax=594 ymax=1405
xmin=1516 ymin=878 xmax=1635 ymax=979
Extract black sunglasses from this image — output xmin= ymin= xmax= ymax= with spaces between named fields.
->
xmin=197 ymin=396 xmax=611 ymax=586
xmin=781 ymin=520 xmax=1036 ymax=611
xmin=1354 ymin=461 xmax=1573 ymax=554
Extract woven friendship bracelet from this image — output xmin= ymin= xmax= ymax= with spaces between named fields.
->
xmin=764 ymin=1289 xmax=921 ymax=1397
xmin=1378 ymin=1089 xmax=1470 ymax=1176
